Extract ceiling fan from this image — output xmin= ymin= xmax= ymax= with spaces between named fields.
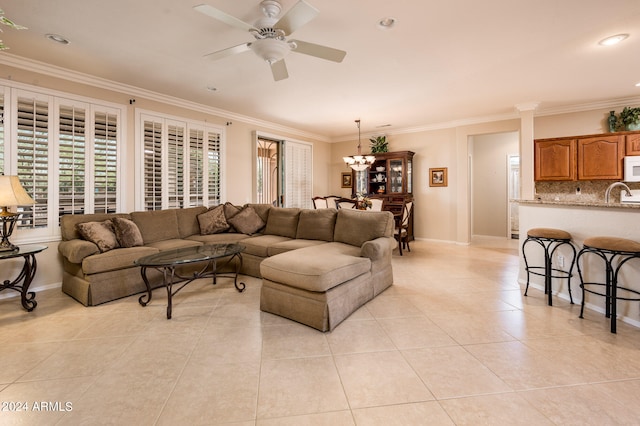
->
xmin=194 ymin=0 xmax=347 ymax=81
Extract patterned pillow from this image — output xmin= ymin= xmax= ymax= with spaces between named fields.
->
xmin=198 ymin=205 xmax=230 ymax=235
xmin=76 ymin=220 xmax=120 ymax=253
xmin=112 ymin=217 xmax=144 ymax=248
xmin=227 ymin=206 xmax=265 ymax=235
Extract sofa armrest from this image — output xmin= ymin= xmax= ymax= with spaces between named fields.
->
xmin=361 ymin=237 xmax=394 ymax=260
xmin=58 ymin=239 xmax=100 ymax=264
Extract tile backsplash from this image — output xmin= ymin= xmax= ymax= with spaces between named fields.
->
xmin=535 ymin=181 xmax=640 ymax=203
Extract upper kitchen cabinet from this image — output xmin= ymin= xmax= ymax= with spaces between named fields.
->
xmin=577 ymin=135 xmax=625 ymax=180
xmin=535 ymin=131 xmax=635 ymax=181
xmin=534 ymin=138 xmax=577 ymax=181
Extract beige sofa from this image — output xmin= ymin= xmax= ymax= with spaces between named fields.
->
xmin=58 ymin=204 xmax=395 ymax=330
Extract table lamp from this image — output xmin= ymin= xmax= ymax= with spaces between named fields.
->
xmin=0 ymin=175 xmax=36 ymax=251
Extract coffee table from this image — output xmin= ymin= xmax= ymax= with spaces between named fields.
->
xmin=136 ymin=243 xmax=245 ymax=319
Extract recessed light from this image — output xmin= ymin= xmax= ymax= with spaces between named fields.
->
xmin=598 ymin=33 xmax=629 ymax=46
xmin=636 ymin=82 xmax=640 ymax=87
xmin=377 ymin=17 xmax=396 ymax=30
xmin=45 ymin=33 xmax=70 ymax=45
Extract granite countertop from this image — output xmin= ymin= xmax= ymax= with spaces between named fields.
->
xmin=516 ymin=199 xmax=640 ymax=209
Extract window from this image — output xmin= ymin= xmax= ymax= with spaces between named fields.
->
xmin=137 ymin=112 xmax=224 ymax=210
xmin=0 ymin=85 xmax=123 ymax=241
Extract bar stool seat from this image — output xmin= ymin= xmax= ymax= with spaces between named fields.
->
xmin=523 ymin=228 xmax=576 ymax=306
xmin=577 ymin=236 xmax=640 ymax=333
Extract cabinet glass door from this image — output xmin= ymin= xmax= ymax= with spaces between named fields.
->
xmin=388 ymin=159 xmax=403 ymax=193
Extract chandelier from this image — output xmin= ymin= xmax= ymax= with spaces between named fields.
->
xmin=343 ymin=119 xmax=375 ymax=171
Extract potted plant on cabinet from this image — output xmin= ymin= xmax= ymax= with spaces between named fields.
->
xmin=617 ymin=107 xmax=640 ymax=131
xmin=369 ymin=135 xmax=388 ymax=153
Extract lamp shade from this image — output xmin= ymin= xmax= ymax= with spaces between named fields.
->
xmin=0 ymin=176 xmax=36 ymax=206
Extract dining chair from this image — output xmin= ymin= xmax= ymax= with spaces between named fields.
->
xmin=394 ymin=201 xmax=413 ymax=255
xmin=312 ymin=196 xmax=328 ymax=209
xmin=369 ymin=198 xmax=384 ymax=211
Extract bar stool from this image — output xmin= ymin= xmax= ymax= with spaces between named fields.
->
xmin=577 ymin=237 xmax=640 ymax=333
xmin=522 ymin=228 xmax=576 ymax=306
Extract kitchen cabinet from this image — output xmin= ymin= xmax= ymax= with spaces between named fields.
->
xmin=577 ymin=135 xmax=624 ymax=180
xmin=627 ymin=133 xmax=640 ymax=155
xmin=534 ymin=138 xmax=577 ymax=181
xmin=535 ymin=131 xmax=635 ymax=181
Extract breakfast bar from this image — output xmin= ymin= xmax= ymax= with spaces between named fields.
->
xmin=518 ymin=199 xmax=640 ymax=328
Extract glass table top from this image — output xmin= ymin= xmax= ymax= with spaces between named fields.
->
xmin=135 ymin=243 xmax=245 ymax=267
xmin=0 ymin=244 xmax=48 ymax=260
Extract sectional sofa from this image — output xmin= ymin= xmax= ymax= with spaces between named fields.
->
xmin=58 ymin=204 xmax=396 ymax=331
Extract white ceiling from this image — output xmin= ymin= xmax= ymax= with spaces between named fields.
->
xmin=1 ymin=0 xmax=640 ymax=140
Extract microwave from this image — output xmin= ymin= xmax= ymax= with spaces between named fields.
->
xmin=624 ymin=156 xmax=640 ymax=182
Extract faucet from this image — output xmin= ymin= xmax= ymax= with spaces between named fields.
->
xmin=604 ymin=182 xmax=632 ymax=203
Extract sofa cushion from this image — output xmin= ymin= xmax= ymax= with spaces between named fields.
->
xmin=58 ymin=239 xmax=100 ymax=263
xmin=260 ymin=242 xmax=370 ymax=293
xmin=197 ymin=205 xmax=229 ymax=235
xmin=144 ymin=239 xmax=203 ymax=251
xmin=241 ymin=234 xmax=292 ymax=257
xmin=264 ymin=208 xmax=300 ymax=238
xmin=296 ymin=209 xmax=337 ymax=242
xmin=334 ymin=209 xmax=394 ymax=247
xmin=267 ymin=239 xmax=328 ymax=256
xmin=186 ymin=233 xmax=249 ymax=245
xmin=177 ymin=206 xmax=208 ymax=238
xmin=245 ymin=203 xmax=271 ymax=224
xmin=227 ymin=206 xmax=265 ymax=235
xmin=130 ymin=209 xmax=180 ymax=244
xmin=112 ymin=217 xmax=144 ymax=248
xmin=82 ymin=246 xmax=159 ymax=275
xmin=76 ymin=220 xmax=120 ymax=253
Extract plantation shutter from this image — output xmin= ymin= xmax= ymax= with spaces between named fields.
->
xmin=16 ymin=96 xmax=50 ymax=229
xmin=93 ymin=110 xmax=118 ymax=213
xmin=206 ymin=128 xmax=221 ymax=206
xmin=284 ymin=140 xmax=312 ymax=208
xmin=167 ymin=123 xmax=185 ymax=209
xmin=58 ymin=104 xmax=86 ymax=216
xmin=143 ymin=119 xmax=163 ymax=210
xmin=188 ymin=128 xmax=204 ymax=207
xmin=0 ymin=92 xmax=4 ymax=174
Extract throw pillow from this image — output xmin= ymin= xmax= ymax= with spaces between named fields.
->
xmin=198 ymin=205 xmax=230 ymax=235
xmin=223 ymin=202 xmax=241 ymax=232
xmin=227 ymin=206 xmax=265 ymax=235
xmin=76 ymin=220 xmax=120 ymax=253
xmin=112 ymin=217 xmax=144 ymax=248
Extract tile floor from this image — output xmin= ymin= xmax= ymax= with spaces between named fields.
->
xmin=2 ymin=238 xmax=640 ymax=425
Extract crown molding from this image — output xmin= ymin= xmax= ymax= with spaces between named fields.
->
xmin=0 ymin=53 xmax=330 ymax=142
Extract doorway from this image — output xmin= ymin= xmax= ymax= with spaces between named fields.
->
xmin=469 ymin=131 xmax=520 ymax=238
xmin=507 ymin=154 xmax=520 ymax=239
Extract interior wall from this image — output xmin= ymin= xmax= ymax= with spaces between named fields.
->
xmin=470 ymin=131 xmax=519 ymax=238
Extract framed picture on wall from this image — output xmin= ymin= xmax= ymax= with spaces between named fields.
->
xmin=341 ymin=172 xmax=352 ymax=188
xmin=429 ymin=167 xmax=448 ymax=187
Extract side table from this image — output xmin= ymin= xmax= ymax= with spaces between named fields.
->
xmin=0 ymin=244 xmax=47 ymax=311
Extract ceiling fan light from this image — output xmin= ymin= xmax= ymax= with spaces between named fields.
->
xmin=250 ymin=38 xmax=291 ymax=63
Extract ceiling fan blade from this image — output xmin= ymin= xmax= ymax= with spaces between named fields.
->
xmin=290 ymin=40 xmax=346 ymax=63
xmin=194 ymin=4 xmax=256 ymax=32
xmin=274 ymin=0 xmax=319 ymax=35
xmin=204 ymin=43 xmax=251 ymax=61
xmin=270 ymin=59 xmax=289 ymax=81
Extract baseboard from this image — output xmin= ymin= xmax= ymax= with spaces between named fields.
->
xmin=0 ymin=282 xmax=62 ymax=300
